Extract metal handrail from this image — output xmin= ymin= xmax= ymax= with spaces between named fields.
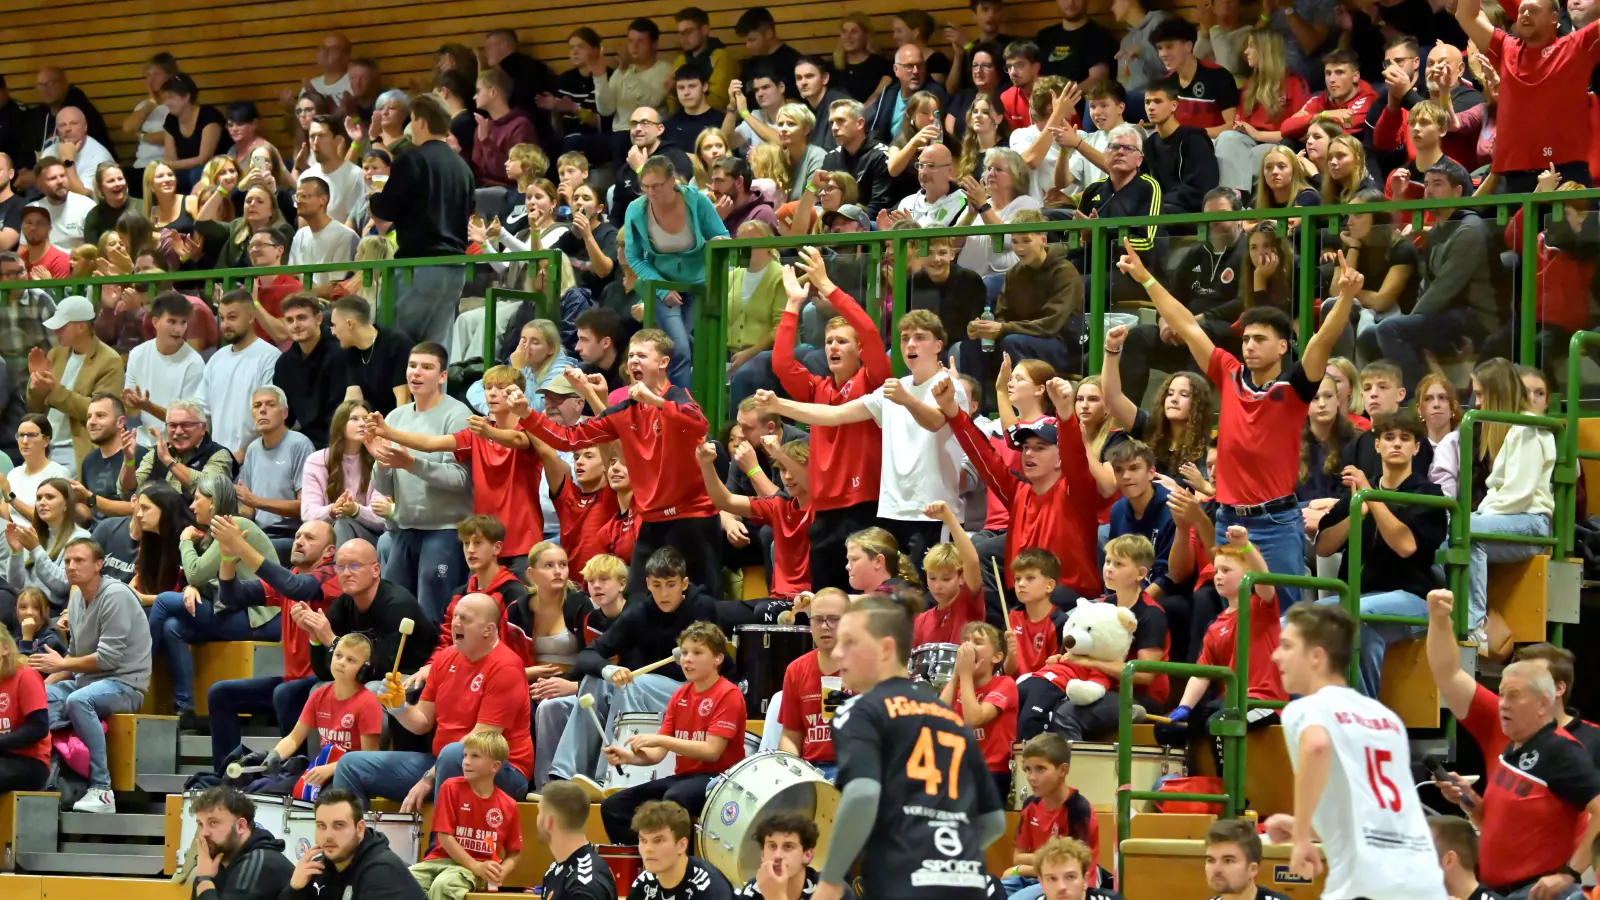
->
xmin=1345 ymin=489 xmax=1462 ymax=683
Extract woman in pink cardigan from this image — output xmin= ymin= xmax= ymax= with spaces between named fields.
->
xmin=300 ymin=399 xmax=390 ymax=544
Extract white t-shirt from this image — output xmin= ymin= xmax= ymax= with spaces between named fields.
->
xmin=1066 ymin=129 xmax=1116 ymax=197
xmin=894 ymin=187 xmax=968 ymax=228
xmin=1281 ymin=685 xmax=1447 ymax=900
xmin=289 ymin=221 xmax=359 ymax=284
xmin=134 ymin=101 xmax=171 ymax=168
xmin=310 ymin=72 xmax=352 ymax=102
xmin=46 ymin=351 xmax=86 ymax=465
xmin=299 ymin=162 xmax=367 ymax=224
xmin=200 ymin=338 xmax=281 ymax=454
xmin=27 ymin=193 xmax=95 ymax=251
xmin=9 ymin=460 xmax=70 ymax=527
xmin=955 ymin=194 xmax=1043 ymax=277
xmin=861 ymin=371 xmax=972 ymax=521
xmin=44 ymin=137 xmax=114 ymax=191
xmin=1008 ymin=125 xmax=1060 ymax=202
xmin=736 ymin=109 xmax=776 ymax=149
xmin=125 ymin=339 xmax=206 ymax=444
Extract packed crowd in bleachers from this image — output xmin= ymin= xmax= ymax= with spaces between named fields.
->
xmin=0 ymin=0 xmax=1599 ymax=897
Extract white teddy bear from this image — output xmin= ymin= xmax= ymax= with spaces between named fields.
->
xmin=1037 ymin=598 xmax=1140 ymax=705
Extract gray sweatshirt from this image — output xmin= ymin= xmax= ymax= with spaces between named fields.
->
xmin=1118 ymin=11 xmax=1172 ymax=93
xmin=69 ymin=575 xmax=152 ymax=692
xmin=371 ymin=394 xmax=474 ymax=530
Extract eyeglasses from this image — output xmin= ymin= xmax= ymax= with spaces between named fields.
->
xmin=640 ymin=180 xmax=670 ymax=191
xmin=630 ymin=119 xmax=662 ymax=129
xmin=16 ymin=431 xmax=42 ymax=440
xmin=915 ymin=161 xmax=951 ymax=170
xmin=333 ymin=563 xmax=371 ymax=574
xmin=812 ymin=615 xmax=843 ymax=627
xmin=1107 ymin=143 xmax=1142 ymax=155
xmin=167 ymin=420 xmax=203 ymax=431
xmin=972 ymin=61 xmax=997 ymax=70
xmin=896 ymin=61 xmax=923 ymax=70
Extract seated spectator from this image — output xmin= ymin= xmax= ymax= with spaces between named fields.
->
xmin=671 ymin=8 xmax=734 ymax=112
xmin=202 ymin=184 xmax=293 ymax=272
xmin=976 ymin=208 xmax=1081 ymax=374
xmin=29 ymin=294 xmax=125 ymax=468
xmin=289 ymin=178 xmax=358 ymax=294
xmin=205 ymin=515 xmax=339 ymax=770
xmin=237 ymin=386 xmax=314 ymax=552
xmin=301 ymin=399 xmax=387 ymax=546
xmin=954 ymin=92 xmax=1007 ymax=185
xmin=74 ymin=393 xmax=145 ymax=521
xmin=0 ymin=623 xmax=51 ymax=792
xmin=269 ymin=295 xmax=341 ymax=446
xmin=1106 ymin=439 xmax=1177 ymax=601
xmin=3 ymin=414 xmax=70 ymax=528
xmin=1372 ymin=160 xmax=1495 ymax=391
xmin=330 ymin=296 xmax=411 ymax=416
xmin=1005 ymin=734 xmax=1099 ymax=897
xmin=822 ymin=100 xmax=893 ymax=216
xmin=774 ymin=104 xmax=825 ymax=201
xmin=1070 ymin=125 xmax=1161 ymax=302
xmin=1057 ymin=84 xmax=1128 ymax=200
xmin=939 ymin=621 xmax=1017 ymax=797
xmin=1153 ymin=19 xmax=1238 ymax=137
xmin=728 ymin=72 xmax=788 ymax=153
xmin=408 ymin=729 xmax=523 ymax=899
xmin=953 ymin=147 xmax=1042 ymax=297
xmin=300 ymin=538 xmax=436 ymax=691
xmin=1100 ymin=326 xmax=1216 ymax=482
xmin=1318 ymin=135 xmax=1375 ymax=208
xmin=470 ymin=69 xmax=536 ymax=189
xmin=1215 ymin=29 xmax=1309 ymax=193
xmin=724 ymin=222 xmax=785 ymax=407
xmin=1329 ymin=190 xmax=1419 ymax=360
xmin=908 ymin=228 xmax=987 ymax=368
xmin=1200 ymin=820 xmax=1273 ymax=900
xmin=286 ymin=788 xmax=423 ymax=896
xmin=201 ymin=292 xmax=281 ymax=457
xmin=574 ymin=308 xmax=629 ymax=393
xmin=600 ymin=622 xmax=745 ymax=841
xmin=1298 ymin=375 xmax=1357 ymax=514
xmin=346 ymin=148 xmax=392 ymax=238
xmin=183 ymin=789 xmax=300 ymax=900
xmin=736 ymin=7 xmax=803 ymax=100
xmin=27 ymin=159 xmax=93 ymax=250
xmin=664 ymin=67 xmax=724 ymax=155
xmin=1313 ymin=409 xmax=1446 ymax=697
xmin=608 ymin=108 xmax=694 ymax=227
xmin=299 ymin=115 xmax=366 ymax=224
xmin=1252 ymin=145 xmax=1319 ymax=215
xmin=224 ymin=100 xmax=271 ymax=169
xmin=185 ymin=156 xmax=241 ymax=224
xmin=128 ymin=398 xmax=235 ymax=501
xmin=710 ymin=157 xmax=779 ymax=233
xmin=1280 ymin=49 xmax=1378 ymax=143
xmin=468 ymin=319 xmax=577 ymax=416
xmin=867 ymin=45 xmax=950 ymax=147
xmin=257 ymin=628 xmax=379 ymax=782
xmin=890 ymin=143 xmax=968 ymax=227
xmin=17 ymin=207 xmax=69 ymax=278
xmin=796 ymin=55 xmax=851 ymax=153
xmin=1133 ymin=80 xmax=1220 ymax=214
xmin=1485 ymin=178 xmax=1596 ymax=369
xmin=46 ymin=107 xmax=114 ymax=198
xmin=81 ymin=164 xmax=136 ymax=248
xmin=119 ymin=291 xmax=203 ymax=451
xmin=1428 ymin=816 xmax=1490 ymax=900
xmin=627 ymin=800 xmax=736 ymax=898
xmin=598 ymin=18 xmax=673 ymax=143
xmin=159 ymin=74 xmax=231 ymax=192
xmin=6 ymin=476 xmax=89 ymax=615
xmin=884 ymin=90 xmax=945 ymax=193
xmin=999 ymin=45 xmax=1040 ymax=134
xmin=333 ymin=593 xmax=532 ymax=804
xmin=29 ymin=537 xmax=151 ymax=813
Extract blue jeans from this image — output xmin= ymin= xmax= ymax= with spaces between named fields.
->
xmin=654 ymin=291 xmax=697 ymax=389
xmin=730 ymin=350 xmax=780 ymax=409
xmin=1468 ymin=512 xmax=1551 ymax=630
xmin=1318 ymin=590 xmax=1426 ymax=698
xmin=206 ymin=675 xmax=317 ymax=770
xmin=148 ymin=593 xmax=282 ymax=713
xmin=1374 ymin=309 xmax=1483 ymax=393
xmin=1003 ymin=876 xmax=1041 ymax=900
xmin=393 ymin=264 xmax=466 ymax=346
xmin=332 ymin=739 xmax=530 ymax=804
xmin=385 ymin=528 xmax=468 ymax=625
xmin=998 ymin=333 xmax=1076 ymax=376
xmin=1215 ymin=505 xmax=1305 ymax=610
xmin=47 ymin=678 xmax=145 ymax=788
xmin=982 ymin=274 xmax=1005 ymax=303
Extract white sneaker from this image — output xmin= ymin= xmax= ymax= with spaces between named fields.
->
xmin=73 ymin=788 xmax=115 ymax=814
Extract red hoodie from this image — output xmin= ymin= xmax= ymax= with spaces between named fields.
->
xmin=1506 ymin=207 xmax=1598 ymax=334
xmin=433 ymin=568 xmax=535 ymax=667
xmin=1280 ymin=80 xmax=1379 ymax=140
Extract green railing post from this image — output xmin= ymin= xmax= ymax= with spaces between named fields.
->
xmin=890 ymin=234 xmax=909 ymax=375
xmin=378 ymin=267 xmax=398 ymax=328
xmin=1345 ymin=489 xmax=1463 ymax=684
xmin=1519 ymin=199 xmax=1540 ymax=368
xmin=1297 ymin=213 xmax=1317 ymax=354
xmin=1087 ymin=225 xmax=1107 ymax=375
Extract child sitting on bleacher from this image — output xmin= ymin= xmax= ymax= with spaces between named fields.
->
xmin=939 ymin=621 xmax=1019 ymax=798
xmin=410 ymin=730 xmax=524 ymax=898
xmin=913 ymin=501 xmax=987 ymax=646
xmin=1004 ymin=734 xmax=1100 ymax=898
xmin=1005 ymin=549 xmax=1067 ymax=677
xmin=15 ymin=587 xmax=66 ymax=656
xmin=255 ymin=633 xmax=382 ymax=792
xmin=1158 ymin=526 xmax=1286 ymax=770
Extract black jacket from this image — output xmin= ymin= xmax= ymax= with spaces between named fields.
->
xmin=822 ymin=140 xmax=893 ymax=216
xmin=196 ymin=825 xmax=295 ymax=900
xmin=1142 ymin=125 xmax=1219 ymax=215
xmin=610 ymin=144 xmax=694 ymax=225
xmin=310 ymin=578 xmax=438 ymax=681
xmin=368 ymin=139 xmax=474 ymax=259
xmin=572 ymin=585 xmax=727 ymax=681
xmin=279 ymin=831 xmax=424 ymax=900
xmin=863 ymin=81 xmax=949 ymax=146
xmin=23 ymin=87 xmax=114 ymax=167
xmin=1168 ymin=238 xmax=1246 ymax=319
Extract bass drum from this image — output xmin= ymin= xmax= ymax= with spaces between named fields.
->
xmin=698 ymin=751 xmax=840 ymax=884
xmin=909 ymin=643 xmax=960 ymax=689
xmin=735 ymin=625 xmax=813 ymax=718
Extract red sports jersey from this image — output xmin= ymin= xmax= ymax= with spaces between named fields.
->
xmin=999 ymin=85 xmax=1032 ymax=131
xmin=520 ymin=385 xmax=714 ymax=522
xmin=1487 ymin=23 xmax=1600 ymax=172
xmin=747 ymin=496 xmax=814 ymax=598
xmin=1015 ymin=790 xmax=1100 ymax=885
xmin=1009 ymin=607 xmax=1060 ymax=676
xmin=553 ymin=477 xmax=620 ymax=583
xmin=277 ymin=565 xmax=341 ymax=680
xmin=913 ymin=584 xmax=985 ymax=647
xmin=454 ymin=428 xmax=545 ymax=556
xmin=423 ymin=776 xmax=524 ymax=862
xmin=422 ymin=641 xmax=534 ymax=777
xmin=1208 ymin=348 xmax=1314 ymax=505
xmin=771 ymin=287 xmax=892 ymax=511
xmin=777 ymin=650 xmax=841 ymax=764
xmin=1196 ymin=592 xmax=1288 ymax=702
xmin=0 ymin=665 xmax=50 ymax=767
xmin=1280 ymin=80 xmax=1379 ymax=139
xmin=661 ymin=677 xmax=747 ymax=775
xmin=956 ymin=674 xmax=1018 ymax=772
xmin=298 ymin=683 xmax=383 ymax=752
xmin=602 ymin=505 xmax=640 ymax=562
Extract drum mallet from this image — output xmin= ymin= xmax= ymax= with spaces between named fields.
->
xmin=990 ymin=557 xmax=1005 ymax=594
xmin=629 ymin=647 xmax=683 ymax=678
xmin=1130 ymin=704 xmax=1175 ymax=726
xmin=391 ymin=617 xmax=415 ymax=675
xmin=225 ymin=762 xmax=267 ymax=779
xmin=577 ymin=693 xmax=612 ymax=744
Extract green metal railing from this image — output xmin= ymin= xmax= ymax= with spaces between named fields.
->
xmin=1344 ymin=489 xmax=1463 ymax=682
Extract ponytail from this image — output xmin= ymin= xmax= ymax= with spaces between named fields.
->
xmin=847 ymin=526 xmax=922 ymax=587
xmin=896 ymin=553 xmax=922 ymax=586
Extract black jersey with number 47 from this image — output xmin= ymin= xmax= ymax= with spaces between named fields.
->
xmin=833 ymin=676 xmax=1003 ymax=900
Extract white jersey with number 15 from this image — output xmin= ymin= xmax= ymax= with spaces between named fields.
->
xmin=1281 ymin=685 xmax=1447 ymax=900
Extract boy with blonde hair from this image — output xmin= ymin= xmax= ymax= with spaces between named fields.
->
xmin=410 ymin=730 xmax=524 ymax=897
xmin=913 ymin=500 xmax=985 ymax=646
xmin=940 ymin=621 xmax=1019 ymax=797
xmin=531 ymin=553 xmax=631 ymax=788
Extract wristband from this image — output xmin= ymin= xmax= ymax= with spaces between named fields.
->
xmin=221 ymin=556 xmax=238 ymax=563
xmin=1103 ymin=349 xmax=1121 ymax=355
xmin=1140 ymin=276 xmax=1157 ymax=289
xmin=745 ymin=467 xmax=762 ymax=480
xmin=976 ymin=201 xmax=993 ymax=214
xmin=123 ymin=456 xmax=138 ymax=468
xmin=739 ymin=110 xmax=752 ymax=121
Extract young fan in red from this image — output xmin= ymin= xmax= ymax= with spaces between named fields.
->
xmin=772 ymin=247 xmax=893 ymax=593
xmin=939 ymin=622 xmax=1019 ymax=798
xmin=697 ymin=438 xmax=814 ymax=621
xmin=1007 ymin=734 xmax=1101 ymax=893
xmin=0 ymin=628 xmax=51 ymax=791
xmin=422 ymin=516 xmax=534 ymax=683
xmin=272 ymin=633 xmax=382 ymax=789
xmin=777 ymin=588 xmax=851 ymax=769
xmin=1161 ymin=527 xmax=1285 ymax=773
xmin=543 ymin=441 xmax=620 ymax=586
xmin=412 ymin=730 xmax=525 ymax=895
xmin=913 ymin=500 xmax=986 ymax=647
xmin=1005 ymin=548 xmax=1067 ymax=677
xmin=599 ymin=622 xmax=747 ymax=843
xmin=1503 ymin=183 xmax=1597 ymax=348
xmin=601 ymin=458 xmax=641 ymax=563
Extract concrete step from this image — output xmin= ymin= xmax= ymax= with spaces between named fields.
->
xmin=59 ymin=812 xmax=165 ymax=839
xmin=134 ymin=774 xmax=190 ymax=795
xmin=60 ymin=842 xmax=167 ymax=855
xmin=17 ymin=851 xmax=165 ymax=876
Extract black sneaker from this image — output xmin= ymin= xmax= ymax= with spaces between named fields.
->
xmin=177 ymin=710 xmax=206 ymax=733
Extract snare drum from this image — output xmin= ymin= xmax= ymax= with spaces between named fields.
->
xmin=599 ymin=844 xmax=643 ymax=892
xmin=698 ymin=751 xmax=841 ymax=884
xmin=604 ymin=712 xmax=678 ymax=793
xmin=910 ymin=643 xmax=960 ymax=689
xmin=735 ymin=625 xmax=813 ymax=718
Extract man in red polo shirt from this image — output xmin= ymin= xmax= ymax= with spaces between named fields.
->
xmin=1457 ymin=0 xmax=1600 ymax=192
xmin=331 ymin=593 xmax=533 ymax=809
xmin=773 ymin=588 xmax=850 ymax=774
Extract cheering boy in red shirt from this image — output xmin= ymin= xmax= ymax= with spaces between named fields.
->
xmin=913 ymin=500 xmax=986 ymax=647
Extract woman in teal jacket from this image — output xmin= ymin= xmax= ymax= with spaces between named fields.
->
xmin=622 ymin=156 xmax=730 ymax=388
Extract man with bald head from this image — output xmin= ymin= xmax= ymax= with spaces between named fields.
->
xmin=609 ymin=105 xmax=694 ymax=224
xmin=296 ymin=539 xmax=436 ymax=691
xmin=332 ymin=591 xmax=534 ymax=807
xmin=205 ymin=517 xmax=352 ymax=769
xmin=45 ymin=107 xmax=112 ymax=197
xmin=24 ymin=68 xmax=113 ymax=166
xmin=1369 ymin=39 xmax=1483 ymax=169
xmin=891 ymin=142 xmax=968 ymax=227
xmin=864 ymin=44 xmax=949 ymax=145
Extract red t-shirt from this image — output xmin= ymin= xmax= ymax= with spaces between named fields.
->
xmin=1196 ymin=592 xmax=1288 ymax=702
xmin=422 ymin=642 xmax=534 ymax=777
xmin=141 ymin=295 xmax=219 ymax=349
xmin=777 ymin=650 xmax=840 ymax=764
xmin=276 ymin=566 xmax=341 ymax=680
xmin=422 ymin=776 xmax=524 ymax=862
xmin=454 ymin=428 xmax=544 ymax=555
xmin=913 ymin=584 xmax=985 ymax=647
xmin=956 ymin=674 xmax=1018 ymax=772
xmin=553 ymin=477 xmax=619 ymax=584
xmin=661 ymin=677 xmax=747 ymax=776
xmin=747 ymin=496 xmax=814 ymax=598
xmin=25 ymin=243 xmax=70 ymax=279
xmin=1015 ymin=790 xmax=1100 ymax=884
xmin=1009 ymin=606 xmax=1060 ymax=676
xmin=602 ymin=505 xmax=639 ymax=562
xmin=255 ymin=275 xmax=302 ymax=345
xmin=999 ymin=85 xmax=1033 ymax=131
xmin=0 ymin=665 xmax=51 ymax=767
xmin=1208 ymin=348 xmax=1316 ymax=505
xmin=298 ymin=682 xmax=384 ymax=752
xmin=1487 ymin=23 xmax=1600 ymax=172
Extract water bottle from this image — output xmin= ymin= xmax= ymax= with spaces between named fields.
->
xmin=980 ymin=305 xmax=996 ymax=351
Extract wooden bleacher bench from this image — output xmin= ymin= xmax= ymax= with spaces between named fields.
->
xmin=0 ymin=874 xmax=183 ymax=899
xmin=0 ymin=792 xmax=60 ymax=872
xmin=107 ymin=714 xmax=178 ymax=795
xmin=1379 ymin=639 xmax=1441 ymax=728
xmin=139 ymin=641 xmax=283 ymax=718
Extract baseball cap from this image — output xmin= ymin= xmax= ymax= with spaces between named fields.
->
xmin=540 ymin=374 xmax=579 ymax=397
xmin=20 ymin=203 xmax=51 ymax=224
xmin=1008 ymin=421 xmax=1059 ymax=445
xmin=823 ymin=204 xmax=870 ymax=230
xmin=43 ymin=295 xmax=96 ymax=329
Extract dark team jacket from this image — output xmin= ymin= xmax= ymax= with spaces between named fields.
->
xmin=277 ymin=831 xmax=424 ymax=900
xmin=196 ymin=826 xmax=294 ymax=900
xmin=571 ymin=585 xmax=725 ymax=683
xmin=310 ymin=580 xmax=438 ymax=681
xmin=542 ymin=843 xmax=617 ymax=900
xmin=736 ymin=867 xmax=856 ymax=899
xmin=627 ymin=856 xmax=734 ymax=900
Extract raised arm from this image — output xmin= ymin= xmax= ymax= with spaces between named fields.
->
xmin=367 ymin=413 xmax=456 ymax=453
xmin=1424 ymin=588 xmax=1477 ymax=719
xmin=925 ymin=500 xmax=982 ymax=594
xmin=698 ymin=442 xmax=754 ymax=518
xmin=751 ymin=389 xmax=872 ymax=428
xmin=1454 ymin=0 xmax=1497 ymax=54
xmin=1116 ymin=239 xmax=1215 ymax=371
xmin=1099 ymin=325 xmax=1140 ymax=428
xmin=1300 ymin=250 xmax=1360 ymax=383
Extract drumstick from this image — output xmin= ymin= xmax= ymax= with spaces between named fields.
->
xmin=578 ymin=693 xmax=611 ymax=743
xmin=391 ymin=617 xmax=415 ymax=675
xmin=630 ymin=647 xmax=682 ymax=678
xmin=991 ymin=557 xmax=1005 ymax=592
xmin=1130 ymin=704 xmax=1174 ymax=726
xmin=225 ymin=762 xmax=267 ymax=779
